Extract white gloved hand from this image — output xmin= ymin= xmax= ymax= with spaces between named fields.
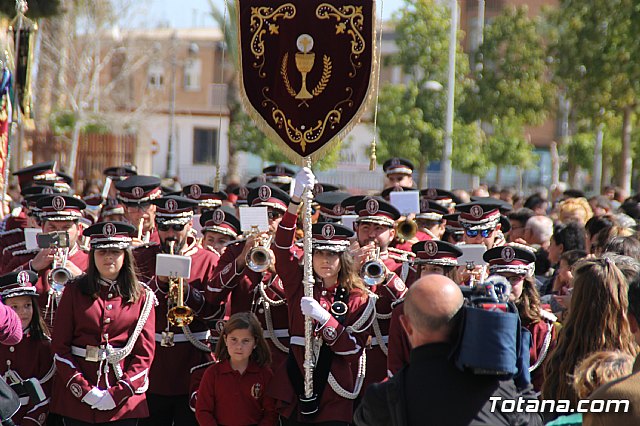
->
xmin=81 ymin=387 xmax=105 ymax=406
xmin=92 ymin=391 xmax=116 ymax=411
xmin=293 ymin=167 xmax=317 ymax=198
xmin=300 ymin=296 xmax=331 ymax=325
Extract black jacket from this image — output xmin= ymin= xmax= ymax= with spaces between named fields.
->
xmin=354 ymin=342 xmax=543 ymax=426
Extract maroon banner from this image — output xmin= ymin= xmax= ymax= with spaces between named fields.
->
xmin=237 ymin=0 xmax=375 ymax=160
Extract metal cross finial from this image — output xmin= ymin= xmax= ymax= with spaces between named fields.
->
xmin=16 ymin=0 xmax=28 ymax=15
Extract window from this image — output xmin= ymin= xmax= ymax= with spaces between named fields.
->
xmin=193 ymin=128 xmax=218 ymax=165
xmin=184 ymin=58 xmax=202 ymax=91
xmin=148 ymin=62 xmax=164 ymax=89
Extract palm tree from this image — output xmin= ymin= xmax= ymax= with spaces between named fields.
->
xmin=208 ymin=0 xmax=241 ymax=183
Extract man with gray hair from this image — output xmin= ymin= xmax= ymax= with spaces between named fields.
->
xmin=524 ymin=215 xmax=554 ymax=250
xmin=354 ymin=275 xmax=542 ymax=426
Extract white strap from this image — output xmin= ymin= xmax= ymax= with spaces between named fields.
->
xmin=154 ymin=330 xmax=210 ymax=343
xmin=263 ymin=328 xmax=289 ymax=338
xmin=370 ymin=335 xmax=389 ymax=346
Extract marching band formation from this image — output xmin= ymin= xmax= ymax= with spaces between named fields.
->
xmin=1 ymin=157 xmax=636 ymax=425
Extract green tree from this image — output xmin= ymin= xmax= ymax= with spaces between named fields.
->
xmin=547 ymin=0 xmax=640 ymax=193
xmin=376 ymin=0 xmax=476 ymax=187
xmin=462 ymin=6 xmax=553 ymax=182
xmin=484 ymin=118 xmax=537 ymax=185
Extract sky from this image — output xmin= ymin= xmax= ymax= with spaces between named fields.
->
xmin=133 ymin=0 xmax=403 ymax=29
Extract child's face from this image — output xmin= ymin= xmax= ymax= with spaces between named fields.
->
xmin=558 ymin=259 xmax=574 ymax=288
xmin=6 ymin=295 xmax=33 ymax=330
xmin=224 ymin=328 xmax=256 ymax=364
xmin=313 ymin=250 xmax=341 ymax=282
xmin=203 ymin=232 xmax=234 ymax=255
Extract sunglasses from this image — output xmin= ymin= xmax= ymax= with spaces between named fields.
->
xmin=464 ymin=228 xmax=493 ymax=238
xmin=125 ymin=203 xmax=152 ymax=212
xmin=268 ymin=210 xmax=284 ymax=220
xmin=158 ymin=223 xmax=187 ymax=232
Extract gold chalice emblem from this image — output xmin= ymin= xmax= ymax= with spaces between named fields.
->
xmin=295 ymin=34 xmax=315 ymax=100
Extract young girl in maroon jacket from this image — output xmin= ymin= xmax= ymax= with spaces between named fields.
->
xmin=0 ymin=270 xmax=54 ymax=426
xmin=196 ymin=312 xmax=278 ymax=426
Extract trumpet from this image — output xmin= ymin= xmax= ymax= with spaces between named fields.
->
xmin=396 ymin=218 xmax=418 ymax=243
xmin=166 ymin=241 xmax=194 ymax=327
xmin=245 ymin=226 xmax=273 ymax=273
xmin=49 ymin=247 xmax=71 ymax=303
xmin=360 ymin=245 xmax=387 ymax=286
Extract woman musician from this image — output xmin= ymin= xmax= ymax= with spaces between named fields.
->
xmin=268 ymin=168 xmax=376 ymax=425
xmin=50 ymin=221 xmax=156 ymax=425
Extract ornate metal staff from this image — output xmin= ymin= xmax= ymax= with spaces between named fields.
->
xmin=301 ymin=156 xmax=315 ymax=399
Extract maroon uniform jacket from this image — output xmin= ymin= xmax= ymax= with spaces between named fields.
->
xmin=0 ymin=332 xmax=54 ymax=425
xmin=268 ymin=212 xmax=375 ymax=424
xmin=527 ymin=311 xmax=557 ymax=392
xmin=195 ymin=360 xmax=278 ymax=426
xmin=134 ymin=239 xmax=221 ymax=396
xmin=364 ymin=272 xmax=406 ymax=388
xmin=207 ymin=241 xmax=290 ymax=369
xmin=386 ymin=301 xmax=411 ymax=376
xmin=0 ymin=228 xmax=25 ymax=273
xmin=5 ymin=209 xmax=28 ymax=231
xmin=50 ymin=280 xmax=156 ymax=423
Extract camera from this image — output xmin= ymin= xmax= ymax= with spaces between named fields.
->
xmin=36 ymin=231 xmax=70 ymax=249
xmin=9 ymin=378 xmax=46 ymax=404
xmin=460 ymin=275 xmax=512 ymax=312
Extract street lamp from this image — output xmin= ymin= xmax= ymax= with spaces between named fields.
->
xmin=165 ymin=32 xmax=178 ymax=179
xmin=441 ymin=0 xmax=458 ymax=191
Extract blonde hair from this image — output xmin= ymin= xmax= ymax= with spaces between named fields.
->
xmin=572 ymin=350 xmax=634 ymax=399
xmin=558 ymin=197 xmax=593 ymax=224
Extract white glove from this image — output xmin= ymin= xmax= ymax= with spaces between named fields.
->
xmin=92 ymin=391 xmax=116 ymax=411
xmin=81 ymin=387 xmax=105 ymax=406
xmin=293 ymin=167 xmax=317 ymax=198
xmin=300 ymin=296 xmax=331 ymax=325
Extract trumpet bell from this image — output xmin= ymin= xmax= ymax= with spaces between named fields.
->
xmin=167 ymin=305 xmax=194 ymax=327
xmin=360 ymin=260 xmax=386 ymax=286
xmin=247 ymin=247 xmax=271 ymax=273
xmin=396 ymin=219 xmax=418 ymax=242
xmin=50 ymin=267 xmax=72 ymax=286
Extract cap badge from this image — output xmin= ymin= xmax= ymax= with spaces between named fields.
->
xmin=276 ymin=165 xmax=285 ymax=175
xmin=132 ymin=187 xmax=144 ymax=198
xmin=333 ymin=205 xmax=345 ymax=216
xmin=313 ymin=183 xmax=324 ymax=195
xmin=43 ymin=186 xmax=54 ymax=195
xmin=427 ymin=188 xmax=438 ymax=199
xmin=420 ymin=198 xmax=429 ymax=212
xmin=102 ymin=222 xmax=117 ymax=237
xmin=117 ymin=167 xmax=126 ymax=176
xmin=365 ymin=199 xmax=379 ymax=215
xmin=106 ymin=197 xmax=117 ymax=207
xmin=470 ymin=205 xmax=484 ymax=219
xmin=239 ymin=186 xmax=249 ymax=199
xmin=213 ymin=209 xmax=225 ymax=225
xmin=390 ymin=158 xmax=400 ymax=167
xmin=258 ymin=185 xmax=272 ymax=202
xmin=501 ymin=246 xmax=516 ymax=262
xmin=321 ymin=224 xmax=335 ymax=240
xmin=52 ymin=196 xmax=66 ymax=211
xmin=17 ymin=271 xmax=31 ymax=286
xmin=190 ymin=185 xmax=202 ymax=199
xmin=166 ymin=199 xmax=179 ymax=212
xmin=425 ymin=241 xmax=438 ymax=256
